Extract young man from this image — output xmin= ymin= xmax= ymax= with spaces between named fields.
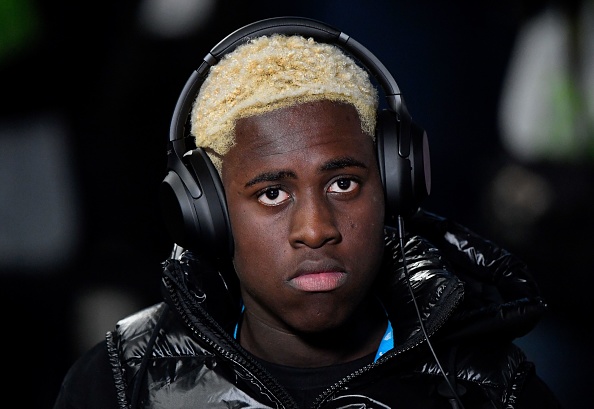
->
xmin=53 ymin=17 xmax=562 ymax=409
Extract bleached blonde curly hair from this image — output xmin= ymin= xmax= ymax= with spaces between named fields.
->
xmin=191 ymin=34 xmax=379 ymax=173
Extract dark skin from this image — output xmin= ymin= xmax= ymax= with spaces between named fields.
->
xmin=221 ymin=100 xmax=387 ymax=368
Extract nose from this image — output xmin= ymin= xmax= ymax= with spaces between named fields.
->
xmin=289 ymin=193 xmax=341 ymax=248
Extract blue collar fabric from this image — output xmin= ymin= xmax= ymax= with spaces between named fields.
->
xmin=374 ymin=320 xmax=394 ymax=362
xmin=234 ymin=314 xmax=394 ymax=363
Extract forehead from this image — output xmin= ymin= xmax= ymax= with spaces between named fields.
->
xmin=225 ymin=101 xmax=374 ymax=168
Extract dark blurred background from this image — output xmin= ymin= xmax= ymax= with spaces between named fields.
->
xmin=1 ymin=0 xmax=591 ymax=407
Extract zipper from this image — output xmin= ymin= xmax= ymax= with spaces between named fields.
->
xmin=308 ymin=332 xmax=424 ymax=408
xmin=311 ymin=279 xmax=464 ymax=408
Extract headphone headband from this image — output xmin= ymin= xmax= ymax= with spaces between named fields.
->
xmin=169 ymin=17 xmax=408 ymax=152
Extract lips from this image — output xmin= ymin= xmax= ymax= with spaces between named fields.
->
xmin=288 ymin=260 xmax=347 ymax=292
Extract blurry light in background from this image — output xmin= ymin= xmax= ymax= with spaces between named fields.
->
xmin=485 ymin=163 xmax=553 ymax=245
xmin=74 ymin=286 xmax=145 ymax=354
xmin=137 ymin=0 xmax=217 ymax=39
xmin=0 ymin=0 xmax=40 ymax=64
xmin=0 ymin=115 xmax=81 ymax=273
xmin=498 ymin=3 xmax=594 ymax=163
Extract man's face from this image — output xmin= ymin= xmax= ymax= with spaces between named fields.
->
xmin=222 ymin=100 xmax=385 ymax=334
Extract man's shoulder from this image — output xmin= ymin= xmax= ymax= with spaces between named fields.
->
xmin=116 ymin=302 xmax=167 ymax=333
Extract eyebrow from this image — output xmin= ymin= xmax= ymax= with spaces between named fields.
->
xmin=244 ymin=156 xmax=367 ymax=188
xmin=245 ymin=170 xmax=296 ymax=187
xmin=321 ymin=156 xmax=367 ymax=171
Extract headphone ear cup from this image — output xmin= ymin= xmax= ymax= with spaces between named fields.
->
xmin=409 ymin=122 xmax=431 ymax=205
xmin=160 ymin=148 xmax=232 ymax=256
xmin=376 ymin=109 xmax=414 ymax=222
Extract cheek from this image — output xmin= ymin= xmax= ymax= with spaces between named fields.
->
xmin=348 ymin=186 xmax=385 ymax=229
xmin=344 ymin=189 xmax=385 ymax=259
xmin=228 ymin=204 xmax=281 ymax=278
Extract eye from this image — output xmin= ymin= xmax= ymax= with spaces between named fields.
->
xmin=328 ymin=178 xmax=359 ymax=194
xmin=257 ymin=187 xmax=291 ymax=206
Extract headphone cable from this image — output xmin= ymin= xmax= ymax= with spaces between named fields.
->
xmin=394 ymin=215 xmax=466 ymax=409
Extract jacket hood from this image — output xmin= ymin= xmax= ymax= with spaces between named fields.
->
xmin=406 ymin=209 xmax=547 ymax=343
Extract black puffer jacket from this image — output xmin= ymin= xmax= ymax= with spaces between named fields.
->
xmin=102 ymin=210 xmax=559 ymax=409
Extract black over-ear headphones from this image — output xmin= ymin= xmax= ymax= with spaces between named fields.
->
xmin=160 ymin=16 xmax=431 ymax=257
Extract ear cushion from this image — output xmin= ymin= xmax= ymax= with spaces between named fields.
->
xmin=409 ymin=121 xmax=431 ymax=206
xmin=160 ymin=148 xmax=232 ymax=256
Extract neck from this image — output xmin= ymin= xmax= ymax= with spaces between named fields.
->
xmin=238 ymin=298 xmax=387 ymax=368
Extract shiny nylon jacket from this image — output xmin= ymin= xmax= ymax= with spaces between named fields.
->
xmin=107 ymin=210 xmax=553 ymax=409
